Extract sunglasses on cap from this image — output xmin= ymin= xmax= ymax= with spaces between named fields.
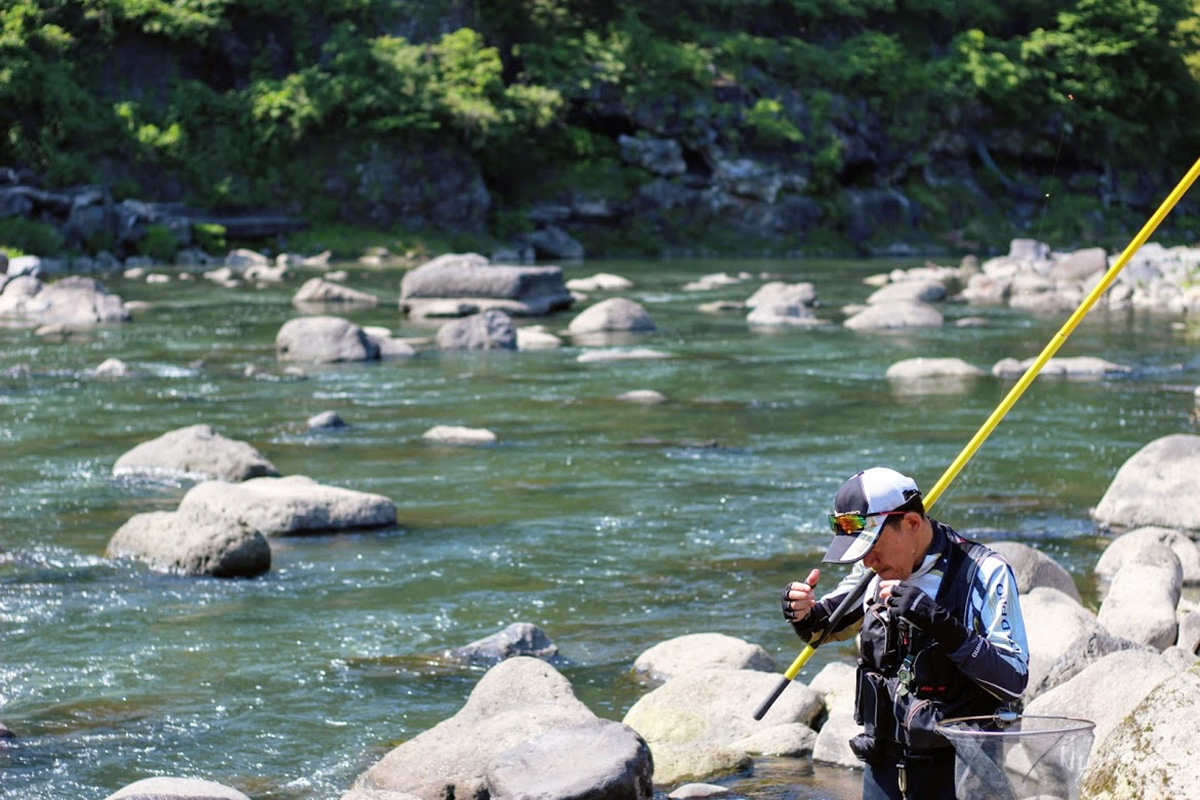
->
xmin=827 ymin=510 xmax=907 ymax=535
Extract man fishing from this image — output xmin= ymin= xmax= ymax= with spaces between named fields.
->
xmin=781 ymin=467 xmax=1029 ymax=800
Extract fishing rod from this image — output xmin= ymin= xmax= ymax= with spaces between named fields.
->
xmin=753 ymin=154 xmax=1200 ymax=722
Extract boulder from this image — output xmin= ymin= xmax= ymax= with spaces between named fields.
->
xmin=400 ymin=253 xmax=573 ymax=317
xmin=516 ymin=326 xmax=562 ymax=350
xmin=568 ymin=298 xmax=657 ymax=336
xmin=177 ymin=476 xmax=397 ymax=536
xmin=842 ymin=301 xmax=943 ymax=330
xmin=987 ymin=541 xmax=1081 ymax=602
xmin=422 ymin=425 xmax=497 ymax=445
xmin=484 ymin=718 xmax=654 ymax=800
xmin=1080 ymin=664 xmax=1200 ymax=799
xmin=1024 ymin=649 xmax=1175 ymax=756
xmin=352 ymin=657 xmax=649 ymax=800
xmin=746 ymin=303 xmax=824 ymax=327
xmin=1096 ymin=542 xmax=1181 ymax=651
xmin=112 ymin=424 xmax=279 ymax=482
xmin=1093 ymin=526 xmax=1200 ymax=589
xmin=577 ymin=348 xmax=671 ymax=363
xmin=808 ymin=661 xmax=863 ymax=769
xmin=1178 ymin=611 xmax=1200 ymax=653
xmin=618 ymin=390 xmax=667 ymax=404
xmin=566 ymin=273 xmax=634 ymax=292
xmin=449 ymin=622 xmax=559 ymax=665
xmin=436 ymin=309 xmax=517 ymax=351
xmin=632 ymin=633 xmax=775 ymax=683
xmin=0 ymin=275 xmax=129 ymax=326
xmin=1093 ymin=435 xmax=1200 ymax=532
xmin=745 ymin=281 xmax=817 ymax=309
xmin=104 ymin=777 xmax=251 ymax=800
xmin=1020 ymin=587 xmax=1107 ymax=698
xmin=865 ymin=279 xmax=947 ymax=305
xmin=1026 ymin=628 xmax=1152 ymax=699
xmin=107 ymin=504 xmax=270 ymax=578
xmin=992 ymin=356 xmax=1132 ymax=379
xmin=884 ymin=357 xmax=986 ymax=381
xmin=307 ymin=410 xmax=348 ymax=430
xmin=622 ymin=668 xmax=821 ymax=784
xmin=276 ymin=315 xmax=381 ymax=363
xmin=292 ymin=277 xmax=379 ymax=307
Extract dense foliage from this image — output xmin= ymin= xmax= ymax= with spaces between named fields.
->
xmin=3 ymin=0 xmax=1200 ymax=250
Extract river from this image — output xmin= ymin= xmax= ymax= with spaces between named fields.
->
xmin=2 ymin=256 xmax=1197 ymax=799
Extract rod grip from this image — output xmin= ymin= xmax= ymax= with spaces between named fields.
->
xmin=752 ymin=674 xmax=792 ymax=721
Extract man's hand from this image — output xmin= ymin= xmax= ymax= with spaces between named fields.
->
xmin=781 ymin=568 xmax=821 ymax=623
xmin=884 ymin=582 xmax=970 ymax=652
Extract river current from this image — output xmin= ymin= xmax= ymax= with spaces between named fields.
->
xmin=2 ymin=256 xmax=1197 ymax=799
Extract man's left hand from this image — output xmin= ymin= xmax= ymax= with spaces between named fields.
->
xmin=885 ymin=583 xmax=970 ymax=653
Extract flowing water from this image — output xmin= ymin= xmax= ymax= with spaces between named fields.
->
xmin=2 ymin=257 xmax=1198 ymax=799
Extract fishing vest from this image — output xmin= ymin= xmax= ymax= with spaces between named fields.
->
xmin=852 ymin=534 xmax=1005 ymax=760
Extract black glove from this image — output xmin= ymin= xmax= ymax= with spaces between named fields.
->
xmin=885 ymin=583 xmax=970 ymax=653
xmin=780 ymin=582 xmax=801 ymax=622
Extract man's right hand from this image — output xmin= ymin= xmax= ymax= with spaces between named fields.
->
xmin=780 ymin=568 xmax=821 ymax=622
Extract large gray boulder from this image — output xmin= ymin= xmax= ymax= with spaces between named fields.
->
xmin=1024 ymin=649 xmax=1176 ymax=757
xmin=178 ymin=476 xmax=397 ymax=536
xmin=352 ymin=657 xmax=651 ymax=800
xmin=400 ymin=253 xmax=573 ymax=317
xmin=436 ymin=309 xmax=517 ymax=351
xmin=113 ymin=424 xmax=279 ymax=483
xmin=632 ymin=633 xmax=775 ymax=683
xmin=1080 ymin=664 xmax=1200 ymax=799
xmin=484 ymin=718 xmax=654 ymax=800
xmin=1094 ymin=526 xmax=1200 ymax=589
xmin=1026 ymin=627 xmax=1153 ymax=700
xmin=276 ymin=315 xmax=381 ymax=363
xmin=107 ymin=504 xmax=271 ymax=578
xmin=988 ymin=541 xmax=1081 ymax=602
xmin=1093 ymin=435 xmax=1200 ymax=532
xmin=622 ymin=668 xmax=822 ymax=785
xmin=0 ymin=275 xmax=129 ymax=326
xmin=808 ymin=661 xmax=862 ymax=769
xmin=104 ymin=777 xmax=251 ymax=800
xmin=1096 ymin=542 xmax=1181 ymax=651
xmin=1021 ymin=587 xmax=1107 ymax=698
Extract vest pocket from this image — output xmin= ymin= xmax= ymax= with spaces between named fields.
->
xmin=902 ymin=697 xmax=953 ymax=753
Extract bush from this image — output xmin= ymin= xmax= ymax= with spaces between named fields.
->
xmin=0 ymin=218 xmax=65 ymax=257
xmin=193 ymin=222 xmax=227 ymax=254
xmin=137 ymin=224 xmax=180 ymax=262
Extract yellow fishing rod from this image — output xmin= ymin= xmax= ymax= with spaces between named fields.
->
xmin=753 ymin=154 xmax=1200 ymax=721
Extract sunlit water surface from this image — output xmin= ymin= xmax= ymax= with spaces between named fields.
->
xmin=2 ymin=257 xmax=1199 ymax=799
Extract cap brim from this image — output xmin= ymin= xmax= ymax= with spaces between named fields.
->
xmin=821 ymin=517 xmax=886 ymax=564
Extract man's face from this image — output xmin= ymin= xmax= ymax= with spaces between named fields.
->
xmin=861 ymin=512 xmax=919 ymax=580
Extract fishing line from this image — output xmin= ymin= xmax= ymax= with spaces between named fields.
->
xmin=1032 ymin=92 xmax=1077 ymax=248
xmin=753 ymin=154 xmax=1200 ymax=720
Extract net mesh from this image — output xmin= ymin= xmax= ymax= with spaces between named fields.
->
xmin=935 ymin=714 xmax=1095 ymax=800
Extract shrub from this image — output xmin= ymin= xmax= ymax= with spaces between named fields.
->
xmin=0 ymin=218 xmax=65 ymax=257
xmin=137 ymin=224 xmax=180 ymax=262
xmin=193 ymin=223 xmax=227 ymax=254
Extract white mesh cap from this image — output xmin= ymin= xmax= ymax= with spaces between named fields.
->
xmin=822 ymin=467 xmax=920 ymax=563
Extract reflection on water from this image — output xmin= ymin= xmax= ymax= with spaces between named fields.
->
xmin=1 ymin=257 xmax=1197 ymax=798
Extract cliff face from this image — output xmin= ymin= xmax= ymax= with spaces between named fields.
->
xmin=4 ymin=1 xmax=1198 ymax=257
